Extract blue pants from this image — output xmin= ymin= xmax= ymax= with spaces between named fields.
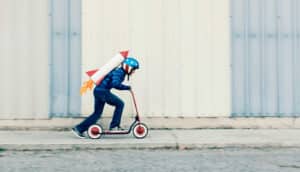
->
xmin=76 ymin=89 xmax=124 ymax=133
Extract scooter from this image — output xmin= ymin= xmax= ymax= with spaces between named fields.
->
xmin=87 ymin=90 xmax=149 ymax=139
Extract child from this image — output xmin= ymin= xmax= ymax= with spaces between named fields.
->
xmin=72 ymin=57 xmax=139 ymax=138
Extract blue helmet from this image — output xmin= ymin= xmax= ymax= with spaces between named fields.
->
xmin=123 ymin=57 xmax=139 ymax=70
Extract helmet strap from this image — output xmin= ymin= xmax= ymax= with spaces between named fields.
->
xmin=126 ymin=69 xmax=136 ymax=81
xmin=125 ymin=65 xmax=129 ymax=74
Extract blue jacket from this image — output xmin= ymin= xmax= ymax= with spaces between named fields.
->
xmin=95 ymin=67 xmax=130 ymax=91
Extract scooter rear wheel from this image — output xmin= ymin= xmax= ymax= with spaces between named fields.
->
xmin=87 ymin=124 xmax=103 ymax=139
xmin=133 ymin=123 xmax=148 ymax=139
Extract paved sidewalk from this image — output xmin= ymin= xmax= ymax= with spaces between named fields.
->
xmin=1 ymin=129 xmax=300 ymax=151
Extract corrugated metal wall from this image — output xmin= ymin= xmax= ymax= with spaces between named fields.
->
xmin=0 ymin=0 xmax=49 ymax=119
xmin=82 ymin=0 xmax=231 ymax=117
xmin=231 ymin=0 xmax=300 ymax=116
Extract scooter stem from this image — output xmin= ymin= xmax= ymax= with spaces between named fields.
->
xmin=130 ymin=90 xmax=140 ymax=121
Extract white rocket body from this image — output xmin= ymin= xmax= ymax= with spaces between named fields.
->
xmin=86 ymin=50 xmax=128 ymax=85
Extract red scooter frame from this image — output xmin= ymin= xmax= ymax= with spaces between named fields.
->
xmin=87 ymin=90 xmax=149 ymax=139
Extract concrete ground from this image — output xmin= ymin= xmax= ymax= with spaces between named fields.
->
xmin=1 ymin=129 xmax=300 ymax=151
xmin=2 ymin=148 xmax=300 ymax=172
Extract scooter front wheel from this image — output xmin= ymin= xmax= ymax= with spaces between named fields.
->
xmin=87 ymin=124 xmax=103 ymax=139
xmin=133 ymin=123 xmax=148 ymax=139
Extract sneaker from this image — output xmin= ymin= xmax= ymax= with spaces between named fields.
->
xmin=71 ymin=127 xmax=85 ymax=138
xmin=109 ymin=126 xmax=125 ymax=131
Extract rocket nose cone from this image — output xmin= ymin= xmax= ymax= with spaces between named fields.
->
xmin=120 ymin=50 xmax=129 ymax=58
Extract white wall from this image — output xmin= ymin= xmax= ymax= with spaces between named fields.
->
xmin=82 ymin=0 xmax=231 ymax=117
xmin=0 ymin=0 xmax=49 ymax=119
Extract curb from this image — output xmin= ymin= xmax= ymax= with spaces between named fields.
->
xmin=1 ymin=117 xmax=300 ymax=130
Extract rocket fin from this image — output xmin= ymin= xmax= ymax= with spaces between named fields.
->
xmin=86 ymin=69 xmax=98 ymax=77
xmin=120 ymin=50 xmax=129 ymax=58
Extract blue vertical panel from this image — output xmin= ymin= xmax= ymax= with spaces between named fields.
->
xmin=68 ymin=0 xmax=81 ymax=115
xmin=231 ymin=0 xmax=300 ymax=116
xmin=248 ymin=0 xmax=261 ymax=115
xmin=231 ymin=0 xmax=245 ymax=114
xmin=295 ymin=0 xmax=300 ymax=112
xmin=278 ymin=0 xmax=293 ymax=115
xmin=263 ymin=0 xmax=277 ymax=115
xmin=50 ymin=0 xmax=69 ymax=116
xmin=50 ymin=0 xmax=81 ymax=117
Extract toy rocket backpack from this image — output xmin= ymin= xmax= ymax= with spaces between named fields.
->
xmin=80 ymin=50 xmax=129 ymax=95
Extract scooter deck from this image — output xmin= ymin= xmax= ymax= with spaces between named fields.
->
xmin=102 ymin=130 xmax=131 ymax=135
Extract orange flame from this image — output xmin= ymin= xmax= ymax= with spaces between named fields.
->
xmin=80 ymin=79 xmax=94 ymax=95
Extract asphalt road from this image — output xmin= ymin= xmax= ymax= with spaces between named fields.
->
xmin=1 ymin=148 xmax=300 ymax=172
